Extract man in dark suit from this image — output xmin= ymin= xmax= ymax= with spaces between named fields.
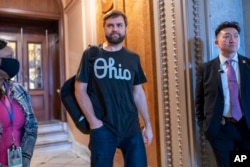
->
xmin=195 ymin=21 xmax=250 ymax=167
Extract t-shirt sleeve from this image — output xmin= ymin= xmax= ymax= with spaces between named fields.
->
xmin=134 ymin=55 xmax=147 ymax=85
xmin=75 ymin=50 xmax=90 ymax=83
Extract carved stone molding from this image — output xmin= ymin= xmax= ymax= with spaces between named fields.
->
xmin=169 ymin=0 xmax=184 ymax=166
xmin=192 ymin=0 xmax=203 ymax=66
xmin=158 ymin=0 xmax=173 ymax=166
xmin=157 ymin=0 xmax=185 ymax=166
xmin=155 ymin=0 xmax=212 ymax=166
xmin=192 ymin=0 xmax=208 ymax=167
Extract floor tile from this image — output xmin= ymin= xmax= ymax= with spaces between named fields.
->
xmin=31 ymin=149 xmax=90 ymax=167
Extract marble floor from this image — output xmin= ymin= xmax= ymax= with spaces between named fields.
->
xmin=31 ymin=149 xmax=124 ymax=167
xmin=30 ymin=149 xmax=90 ymax=167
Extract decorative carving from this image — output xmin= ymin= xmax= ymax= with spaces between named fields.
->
xmin=192 ymin=0 xmax=208 ymax=167
xmin=101 ymin=0 xmax=113 ymax=13
xmin=158 ymin=0 xmax=173 ymax=166
xmin=170 ymin=0 xmax=184 ymax=166
xmin=157 ymin=0 xmax=186 ymax=165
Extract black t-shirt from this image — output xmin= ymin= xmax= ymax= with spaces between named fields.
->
xmin=76 ymin=46 xmax=147 ymax=137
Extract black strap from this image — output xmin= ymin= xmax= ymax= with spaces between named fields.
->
xmin=88 ymin=45 xmax=101 ymax=68
xmin=86 ymin=45 xmax=101 ymax=94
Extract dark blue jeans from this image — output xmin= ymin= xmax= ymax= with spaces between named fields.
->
xmin=89 ymin=125 xmax=147 ymax=167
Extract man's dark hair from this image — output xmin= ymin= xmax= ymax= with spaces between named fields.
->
xmin=215 ymin=21 xmax=241 ymax=37
xmin=103 ymin=10 xmax=128 ymax=27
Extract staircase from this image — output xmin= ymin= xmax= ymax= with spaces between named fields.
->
xmin=35 ymin=121 xmax=72 ymax=153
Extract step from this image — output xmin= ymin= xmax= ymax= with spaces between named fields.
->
xmin=36 ymin=131 xmax=71 ymax=145
xmin=35 ymin=141 xmax=72 ymax=153
xmin=38 ymin=121 xmax=68 ymax=134
xmin=35 ymin=121 xmax=72 ymax=153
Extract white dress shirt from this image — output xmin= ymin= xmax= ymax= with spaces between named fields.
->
xmin=219 ymin=53 xmax=240 ymax=117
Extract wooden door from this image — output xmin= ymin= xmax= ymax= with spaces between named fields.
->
xmin=22 ymin=33 xmax=49 ymax=121
xmin=0 ymin=31 xmax=53 ymax=122
xmin=0 ymin=0 xmax=63 ymax=122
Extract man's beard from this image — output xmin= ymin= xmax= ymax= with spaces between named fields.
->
xmin=105 ymin=33 xmax=126 ymax=44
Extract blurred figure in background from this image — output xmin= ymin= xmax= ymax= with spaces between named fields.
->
xmin=0 ymin=39 xmax=38 ymax=167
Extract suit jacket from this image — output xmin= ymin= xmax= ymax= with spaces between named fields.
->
xmin=195 ymin=54 xmax=250 ymax=141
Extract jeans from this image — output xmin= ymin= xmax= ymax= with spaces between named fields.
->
xmin=89 ymin=125 xmax=147 ymax=167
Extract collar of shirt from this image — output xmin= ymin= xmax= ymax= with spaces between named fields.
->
xmin=219 ymin=53 xmax=239 ymax=66
xmin=219 ymin=53 xmax=239 ymax=80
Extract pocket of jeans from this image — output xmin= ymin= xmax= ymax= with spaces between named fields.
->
xmin=91 ymin=124 xmax=105 ymax=132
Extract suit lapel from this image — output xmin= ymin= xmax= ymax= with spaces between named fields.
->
xmin=212 ymin=57 xmax=224 ymax=97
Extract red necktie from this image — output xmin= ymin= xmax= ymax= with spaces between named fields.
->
xmin=227 ymin=59 xmax=242 ymax=121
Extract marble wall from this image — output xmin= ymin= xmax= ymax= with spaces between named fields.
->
xmin=207 ymin=0 xmax=245 ymax=59
xmin=243 ymin=0 xmax=250 ymax=56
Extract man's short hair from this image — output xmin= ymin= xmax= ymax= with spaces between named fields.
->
xmin=103 ymin=10 xmax=128 ymax=27
xmin=215 ymin=21 xmax=241 ymax=37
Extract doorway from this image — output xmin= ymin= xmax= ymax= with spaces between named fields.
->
xmin=0 ymin=17 xmax=61 ymax=122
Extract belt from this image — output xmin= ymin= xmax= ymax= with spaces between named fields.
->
xmin=221 ymin=117 xmax=238 ymax=125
